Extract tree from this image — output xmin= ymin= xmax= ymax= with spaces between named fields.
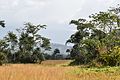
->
xmin=17 ymin=22 xmax=51 ymax=63
xmin=0 ymin=20 xmax=51 ymax=64
xmin=54 ymin=48 xmax=60 ymax=54
xmin=66 ymin=18 xmax=94 ymax=64
xmin=89 ymin=12 xmax=118 ymax=33
xmin=67 ymin=5 xmax=120 ymax=66
xmin=66 ymin=49 xmax=70 ymax=53
xmin=32 ymin=48 xmax=45 ymax=63
xmin=0 ymin=20 xmax=5 ymax=27
xmin=52 ymin=48 xmax=60 ymax=59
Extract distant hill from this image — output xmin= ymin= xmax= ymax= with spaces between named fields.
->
xmin=45 ymin=43 xmax=72 ymax=55
xmin=51 ymin=43 xmax=72 ymax=54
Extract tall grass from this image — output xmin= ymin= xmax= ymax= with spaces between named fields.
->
xmin=0 ymin=64 xmax=78 ymax=80
xmin=0 ymin=60 xmax=120 ymax=80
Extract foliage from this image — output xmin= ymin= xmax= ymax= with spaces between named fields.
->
xmin=16 ymin=23 xmax=51 ymax=63
xmin=0 ymin=52 xmax=7 ymax=65
xmin=99 ymin=46 xmax=120 ymax=66
xmin=0 ymin=22 xmax=51 ymax=64
xmin=67 ymin=6 xmax=120 ymax=66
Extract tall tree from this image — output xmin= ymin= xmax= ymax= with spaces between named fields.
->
xmin=17 ymin=22 xmax=51 ymax=63
xmin=67 ymin=5 xmax=120 ymax=66
xmin=66 ymin=19 xmax=94 ymax=63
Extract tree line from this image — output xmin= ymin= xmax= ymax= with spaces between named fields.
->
xmin=0 ymin=22 xmax=51 ymax=65
xmin=0 ymin=5 xmax=120 ymax=67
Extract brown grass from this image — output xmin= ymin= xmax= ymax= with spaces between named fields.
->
xmin=0 ymin=60 xmax=120 ymax=80
xmin=41 ymin=60 xmax=71 ymax=66
xmin=0 ymin=64 xmax=78 ymax=80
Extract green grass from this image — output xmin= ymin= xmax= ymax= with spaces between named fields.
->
xmin=69 ymin=67 xmax=120 ymax=74
xmin=65 ymin=66 xmax=120 ymax=80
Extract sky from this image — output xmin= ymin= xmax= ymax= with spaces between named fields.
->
xmin=0 ymin=0 xmax=119 ymax=44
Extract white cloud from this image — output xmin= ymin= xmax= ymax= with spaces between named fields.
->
xmin=12 ymin=0 xmax=19 ymax=7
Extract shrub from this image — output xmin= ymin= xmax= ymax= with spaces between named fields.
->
xmin=0 ymin=52 xmax=7 ymax=65
xmin=99 ymin=46 xmax=120 ymax=66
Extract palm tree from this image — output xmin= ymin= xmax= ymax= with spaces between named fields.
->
xmin=4 ymin=32 xmax=18 ymax=62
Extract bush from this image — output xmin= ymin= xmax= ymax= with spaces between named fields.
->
xmin=99 ymin=46 xmax=120 ymax=66
xmin=0 ymin=52 xmax=7 ymax=65
xmin=19 ymin=51 xmax=45 ymax=64
xmin=20 ymin=53 xmax=32 ymax=63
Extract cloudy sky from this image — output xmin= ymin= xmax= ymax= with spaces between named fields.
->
xmin=0 ymin=0 xmax=119 ymax=44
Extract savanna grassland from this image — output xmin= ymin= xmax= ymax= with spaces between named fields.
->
xmin=0 ymin=60 xmax=120 ymax=80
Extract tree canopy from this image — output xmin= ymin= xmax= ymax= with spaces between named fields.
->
xmin=67 ymin=6 xmax=120 ymax=66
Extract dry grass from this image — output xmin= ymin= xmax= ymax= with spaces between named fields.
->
xmin=0 ymin=64 xmax=78 ymax=80
xmin=41 ymin=60 xmax=71 ymax=66
xmin=0 ymin=60 xmax=120 ymax=80
xmin=0 ymin=60 xmax=77 ymax=80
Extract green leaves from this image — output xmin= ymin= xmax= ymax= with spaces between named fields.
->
xmin=24 ymin=22 xmax=46 ymax=34
xmin=90 ymin=11 xmax=119 ymax=33
xmin=41 ymin=37 xmax=51 ymax=50
xmin=0 ymin=52 xmax=7 ymax=65
xmin=0 ymin=40 xmax=8 ymax=52
xmin=70 ymin=19 xmax=94 ymax=31
xmin=67 ymin=5 xmax=120 ymax=66
xmin=16 ymin=22 xmax=50 ymax=63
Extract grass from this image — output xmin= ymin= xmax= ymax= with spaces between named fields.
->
xmin=41 ymin=60 xmax=72 ymax=66
xmin=69 ymin=66 xmax=120 ymax=80
xmin=0 ymin=60 xmax=120 ymax=80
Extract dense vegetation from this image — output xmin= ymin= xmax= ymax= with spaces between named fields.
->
xmin=0 ymin=22 xmax=51 ymax=64
xmin=67 ymin=6 xmax=120 ymax=66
